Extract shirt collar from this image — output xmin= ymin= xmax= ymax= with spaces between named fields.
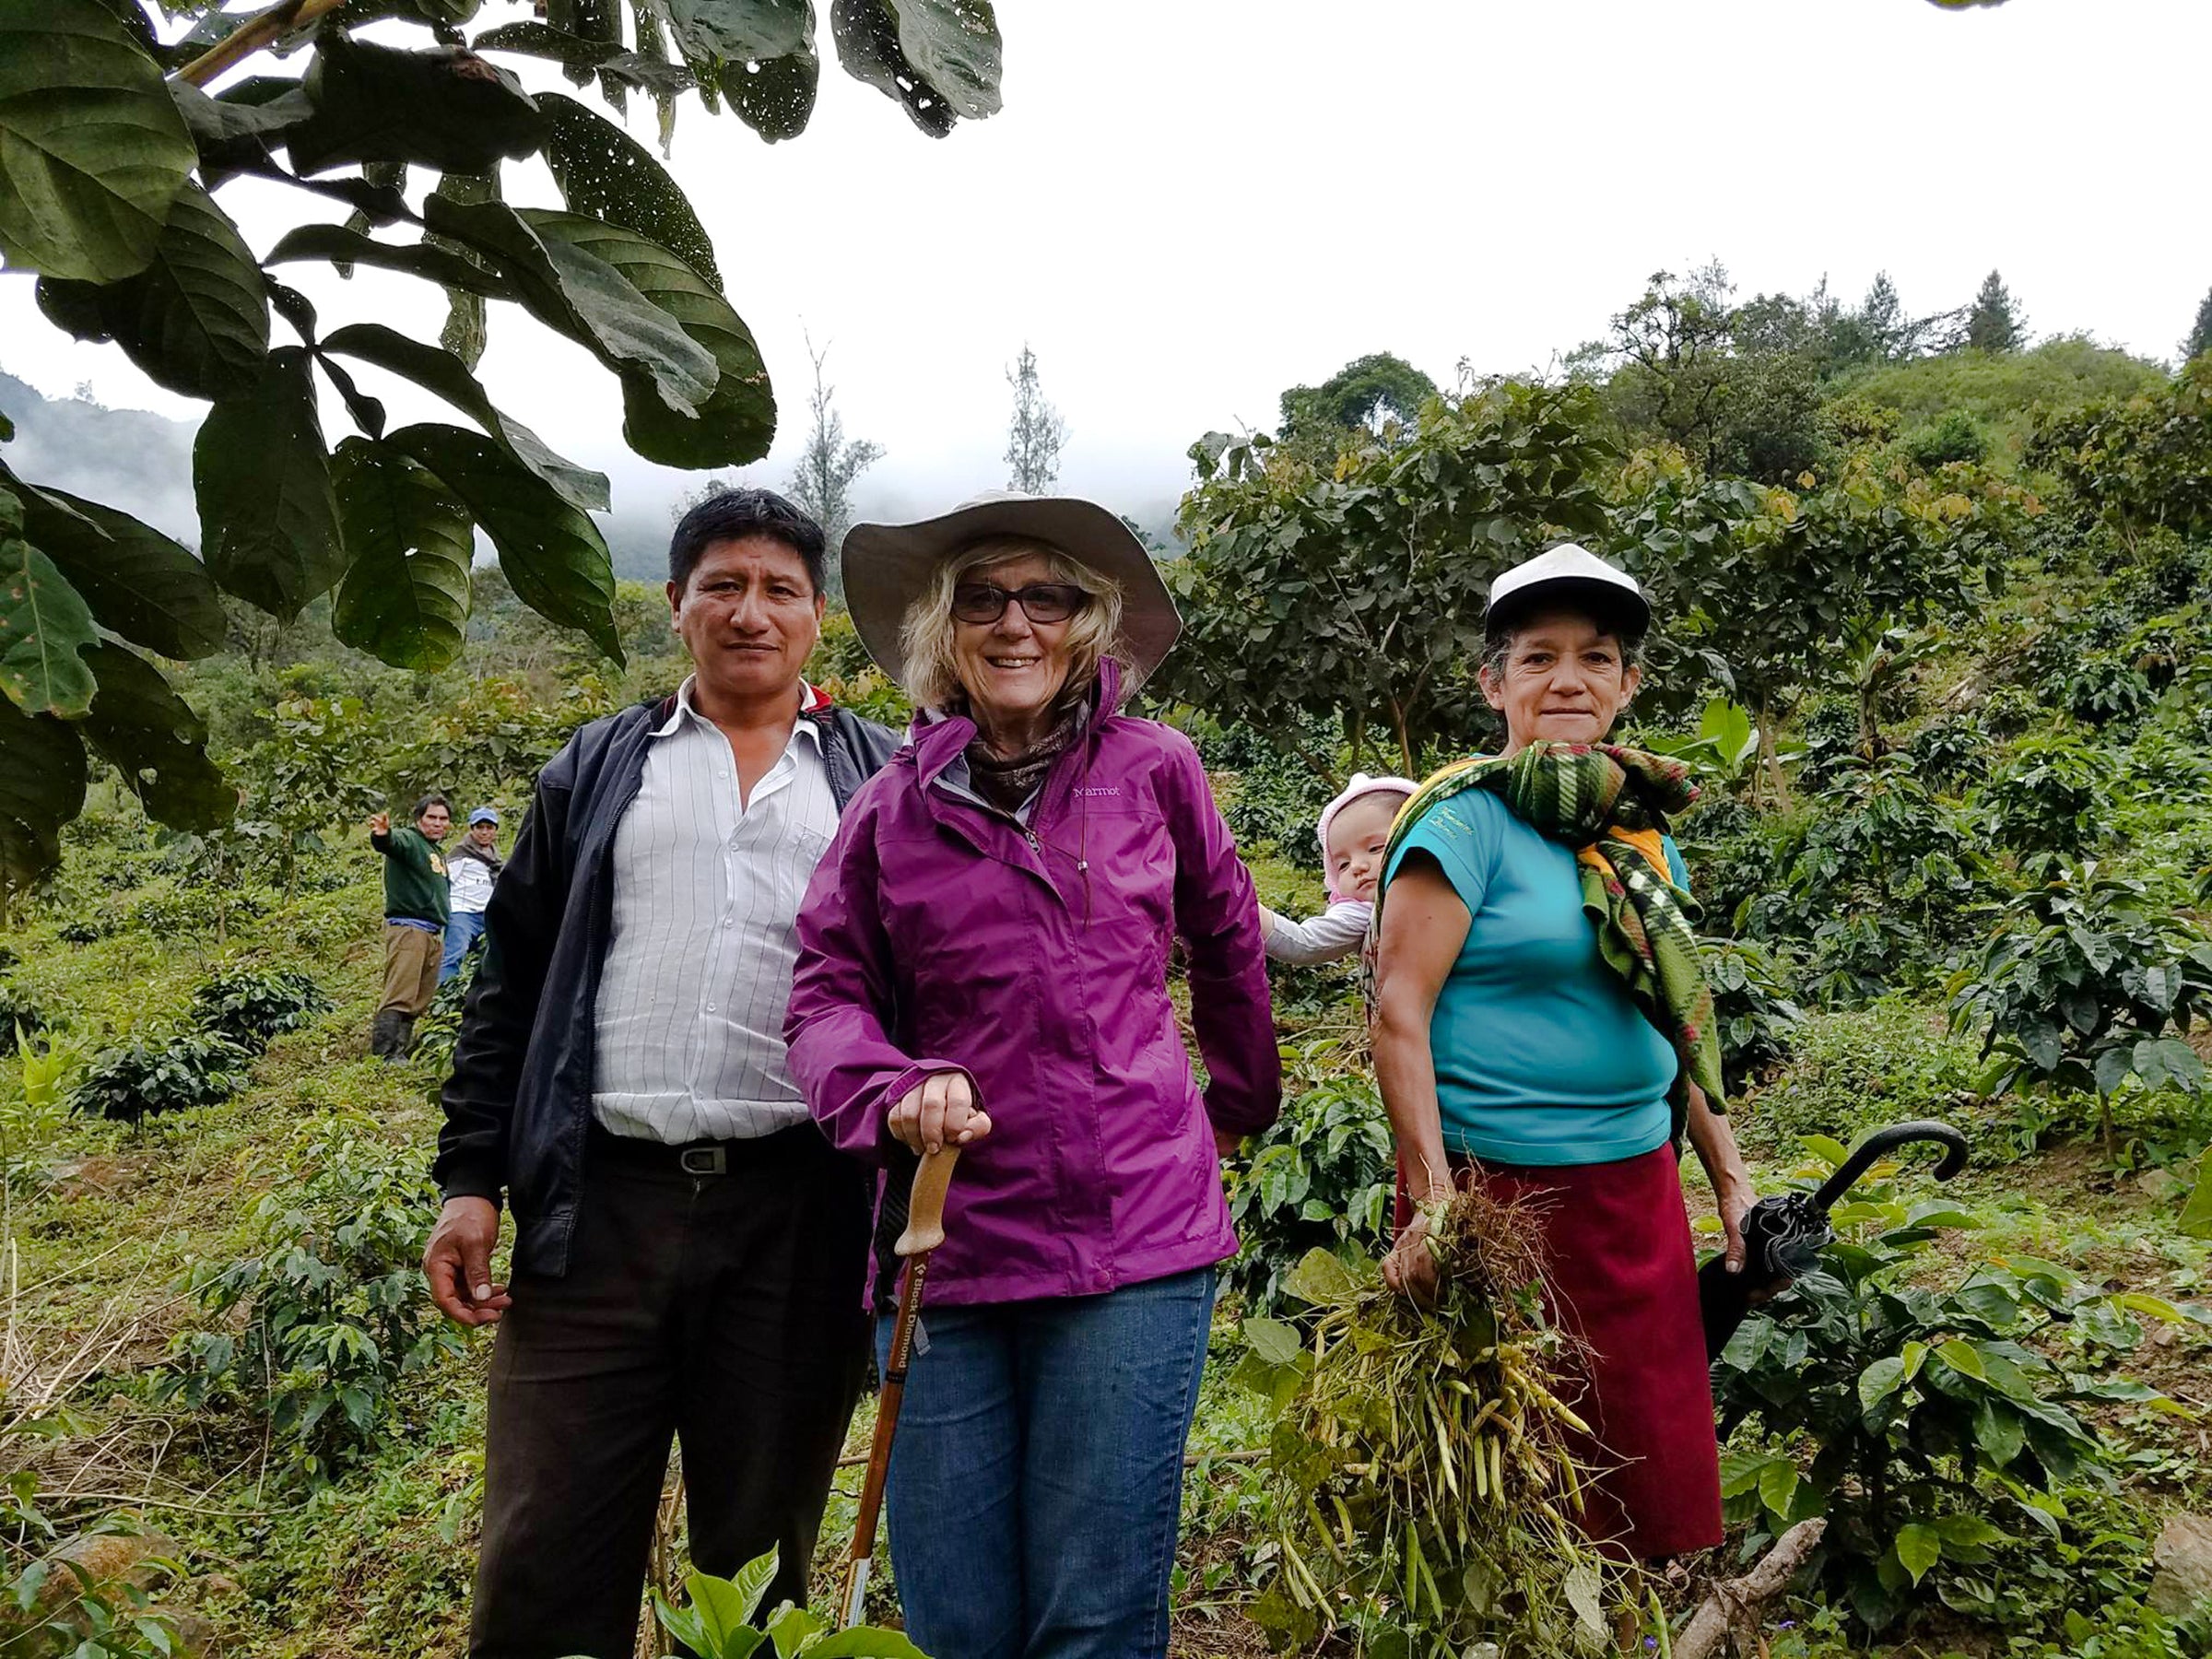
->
xmin=655 ymin=677 xmax=826 ymax=748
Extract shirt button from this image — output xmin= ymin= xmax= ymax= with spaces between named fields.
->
xmin=723 ymin=916 xmax=734 ymax=928
xmin=706 ymin=1003 xmax=717 ymax=1014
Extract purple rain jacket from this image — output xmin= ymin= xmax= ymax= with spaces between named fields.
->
xmin=784 ymin=660 xmax=1281 ymax=1309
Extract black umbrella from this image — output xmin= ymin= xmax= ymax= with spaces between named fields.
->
xmin=1700 ymin=1119 xmax=1970 ymax=1360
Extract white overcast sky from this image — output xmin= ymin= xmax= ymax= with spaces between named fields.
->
xmin=5 ymin=0 xmax=2209 ymax=545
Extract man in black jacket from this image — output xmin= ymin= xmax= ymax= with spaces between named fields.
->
xmin=424 ymin=489 xmax=900 ymax=1659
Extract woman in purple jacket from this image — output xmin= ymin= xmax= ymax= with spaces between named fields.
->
xmin=786 ymin=491 xmax=1281 ymax=1659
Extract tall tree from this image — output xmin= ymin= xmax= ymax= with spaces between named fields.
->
xmin=786 ymin=335 xmax=883 ymax=586
xmin=1277 ymin=352 xmax=1438 ymax=453
xmin=1965 ymin=270 xmax=2028 ymax=352
xmin=1005 ymin=344 xmax=1067 ymax=493
xmin=2183 ymin=287 xmax=2212 ymax=364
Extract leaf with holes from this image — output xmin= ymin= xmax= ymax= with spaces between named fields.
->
xmin=6 ymin=470 xmax=229 ymax=660
xmin=321 ymin=324 xmax=609 ymax=513
xmin=830 ymin=0 xmax=1000 ymax=138
xmin=526 ymin=208 xmax=770 ymax=466
xmin=0 ymin=0 xmax=197 ymax=281
xmin=654 ymin=0 xmax=818 ymax=140
xmin=77 ymin=641 xmax=231 ymax=830
xmin=390 ymin=422 xmax=620 ymax=661
xmin=287 ymin=34 xmax=548 ymax=176
xmin=540 ymin=93 xmax=719 ymax=288
xmin=0 ymin=488 xmax=99 ymax=717
xmin=423 ymin=194 xmax=718 ymax=418
xmin=35 ymin=182 xmax=268 ymax=399
xmin=194 ymin=347 xmax=346 ymax=619
xmin=0 ymin=692 xmax=88 ymax=892
xmin=331 ymin=439 xmax=475 ymax=671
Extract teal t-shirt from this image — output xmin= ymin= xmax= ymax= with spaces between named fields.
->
xmin=1382 ymin=788 xmax=1686 ymax=1167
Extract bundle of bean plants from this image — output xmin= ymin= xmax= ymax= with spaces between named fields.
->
xmin=1242 ymin=1190 xmax=1630 ymax=1659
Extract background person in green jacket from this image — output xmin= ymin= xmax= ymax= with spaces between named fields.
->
xmin=368 ymin=794 xmax=452 ymax=1059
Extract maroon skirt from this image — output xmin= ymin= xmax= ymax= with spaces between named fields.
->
xmin=1395 ymin=1143 xmax=1723 ymax=1559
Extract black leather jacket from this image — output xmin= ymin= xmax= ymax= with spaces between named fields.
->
xmin=433 ymin=692 xmax=900 ymax=1277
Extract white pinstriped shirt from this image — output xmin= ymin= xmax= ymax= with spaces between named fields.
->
xmin=591 ymin=678 xmax=838 ymax=1143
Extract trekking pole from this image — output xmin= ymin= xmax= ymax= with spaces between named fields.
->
xmin=839 ymin=1145 xmax=958 ymax=1629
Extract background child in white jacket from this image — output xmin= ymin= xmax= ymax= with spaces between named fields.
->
xmin=1258 ymin=773 xmax=1418 ymax=964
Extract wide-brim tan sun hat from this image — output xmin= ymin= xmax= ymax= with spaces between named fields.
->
xmin=841 ymin=490 xmax=1182 ymax=692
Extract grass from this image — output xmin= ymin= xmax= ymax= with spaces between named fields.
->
xmin=4 ymin=804 xmax=2209 ymax=1658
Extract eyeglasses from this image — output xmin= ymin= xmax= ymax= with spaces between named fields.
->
xmin=950 ymin=582 xmax=1090 ymax=626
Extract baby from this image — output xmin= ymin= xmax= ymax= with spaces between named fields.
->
xmin=1258 ymin=773 xmax=1418 ymax=965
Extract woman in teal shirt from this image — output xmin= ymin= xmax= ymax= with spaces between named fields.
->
xmin=1371 ymin=544 xmax=1757 ymax=1561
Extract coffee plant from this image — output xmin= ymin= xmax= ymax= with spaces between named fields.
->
xmin=70 ymin=1030 xmax=252 ymax=1122
xmin=1712 ymin=1141 xmax=2181 ymax=1637
xmin=190 ymin=962 xmax=330 ymax=1052
xmin=1226 ymin=1046 xmax=1394 ymax=1314
xmin=1947 ymin=858 xmax=2212 ymax=1146
xmin=159 ymin=1119 xmax=465 ymax=1482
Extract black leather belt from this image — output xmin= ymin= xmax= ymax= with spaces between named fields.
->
xmin=586 ymin=1121 xmax=818 ymax=1176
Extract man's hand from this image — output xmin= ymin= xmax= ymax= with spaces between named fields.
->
xmin=1214 ymin=1126 xmax=1242 ymax=1159
xmin=370 ymin=811 xmax=391 ymax=837
xmin=888 ymin=1070 xmax=992 ymax=1156
xmin=423 ymin=1196 xmax=511 ymax=1326
xmin=1713 ymin=1167 xmax=1758 ymax=1277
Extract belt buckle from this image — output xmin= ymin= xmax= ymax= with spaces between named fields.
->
xmin=679 ymin=1146 xmax=727 ymax=1176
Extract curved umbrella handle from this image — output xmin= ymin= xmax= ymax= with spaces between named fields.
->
xmin=1810 ymin=1120 xmax=1970 ymax=1213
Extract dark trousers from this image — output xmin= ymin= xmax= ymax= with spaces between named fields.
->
xmin=470 ymin=1125 xmax=872 ymax=1659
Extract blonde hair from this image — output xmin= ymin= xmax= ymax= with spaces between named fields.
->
xmin=898 ymin=535 xmax=1126 ymax=710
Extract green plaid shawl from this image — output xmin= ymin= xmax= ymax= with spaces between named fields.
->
xmin=1371 ymin=741 xmax=1725 ymax=1143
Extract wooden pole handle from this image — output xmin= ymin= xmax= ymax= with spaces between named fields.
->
xmin=895 ymin=1145 xmax=959 ymax=1258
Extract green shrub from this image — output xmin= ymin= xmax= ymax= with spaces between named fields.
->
xmin=1900 ymin=408 xmax=1992 ymax=469
xmin=0 ymin=979 xmax=47 ymax=1037
xmin=1226 ymin=1046 xmax=1394 ymax=1313
xmin=1739 ymin=1000 xmax=1980 ymax=1151
xmin=1713 ymin=1141 xmax=2177 ymax=1637
xmin=0 ymin=1478 xmax=182 ymax=1659
xmin=1703 ymin=935 xmax=1804 ymax=1095
xmin=1977 ymin=731 xmax=2109 ymax=854
xmin=191 ymin=964 xmax=331 ymax=1052
xmin=159 ymin=1120 xmax=465 ymax=1483
xmin=71 ymin=1031 xmax=253 ymax=1123
xmin=1946 ymin=858 xmax=2212 ymax=1147
xmin=1202 ymin=720 xmax=1338 ymax=871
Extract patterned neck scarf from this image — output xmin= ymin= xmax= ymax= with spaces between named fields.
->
xmin=1372 ymin=741 xmax=1724 ymax=1143
xmin=963 ymin=695 xmax=1088 ymax=816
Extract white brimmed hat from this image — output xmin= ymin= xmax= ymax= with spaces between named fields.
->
xmin=1485 ymin=543 xmax=1651 ymax=641
xmin=841 ymin=491 xmax=1182 ymax=691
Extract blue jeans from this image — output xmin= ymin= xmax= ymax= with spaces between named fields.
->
xmin=877 ymin=1266 xmax=1216 ymax=1659
xmin=440 ymin=910 xmax=487 ymax=982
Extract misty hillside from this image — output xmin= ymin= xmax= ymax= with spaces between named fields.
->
xmin=0 ymin=370 xmax=200 ymax=544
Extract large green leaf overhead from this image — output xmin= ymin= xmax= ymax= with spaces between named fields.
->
xmin=392 ymin=423 xmax=622 ymax=662
xmin=194 ymin=347 xmax=346 ymax=618
xmin=0 ymin=487 xmax=100 ymax=718
xmin=0 ymin=0 xmax=196 ymax=281
xmin=320 ymin=323 xmax=610 ymax=513
xmin=472 ymin=21 xmax=694 ymax=99
xmin=0 ymin=693 xmax=88 ymax=891
xmin=77 ymin=641 xmax=233 ymax=831
xmin=653 ymin=0 xmax=818 ymax=140
xmin=287 ymin=35 xmax=550 ymax=176
xmin=265 ymin=220 xmax=512 ymax=298
xmin=831 ymin=0 xmax=1000 ymax=137
xmin=527 ymin=208 xmax=771 ymax=467
xmin=35 ymin=182 xmax=270 ymax=400
xmin=540 ymin=93 xmax=720 ymax=288
xmin=10 ymin=477 xmax=229 ymax=660
xmin=331 ymin=438 xmax=475 ymax=671
xmin=422 ymin=194 xmax=718 ymax=416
